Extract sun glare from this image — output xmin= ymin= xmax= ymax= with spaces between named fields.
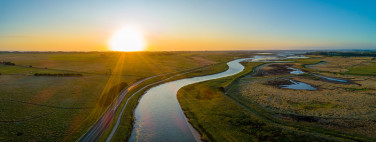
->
xmin=109 ymin=26 xmax=146 ymax=52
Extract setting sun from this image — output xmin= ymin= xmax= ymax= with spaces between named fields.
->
xmin=109 ymin=26 xmax=146 ymax=52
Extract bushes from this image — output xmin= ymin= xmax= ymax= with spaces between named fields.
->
xmin=0 ymin=61 xmax=15 ymax=66
xmin=217 ymin=87 xmax=225 ymax=92
xmin=34 ymin=73 xmax=83 ymax=76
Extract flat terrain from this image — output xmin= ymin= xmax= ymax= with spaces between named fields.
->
xmin=0 ymin=51 xmax=253 ymax=141
xmin=0 ymin=51 xmax=258 ymax=141
xmin=178 ymin=54 xmax=376 ymax=141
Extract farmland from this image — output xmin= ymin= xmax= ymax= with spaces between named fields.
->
xmin=0 ymin=51 xmax=252 ymax=141
xmin=1 ymin=51 xmax=375 ymax=141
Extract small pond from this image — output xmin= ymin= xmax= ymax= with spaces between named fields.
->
xmin=281 ymin=80 xmax=317 ymax=90
xmin=287 ymin=67 xmax=305 ymax=75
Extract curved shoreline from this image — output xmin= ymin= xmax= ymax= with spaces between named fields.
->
xmin=129 ymin=58 xmax=251 ymax=141
xmin=106 ymin=65 xmax=214 ymax=142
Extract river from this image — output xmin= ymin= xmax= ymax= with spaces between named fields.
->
xmin=129 ymin=58 xmax=252 ymax=142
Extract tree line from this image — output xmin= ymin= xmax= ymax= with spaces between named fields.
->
xmin=307 ymin=51 xmax=376 ymax=57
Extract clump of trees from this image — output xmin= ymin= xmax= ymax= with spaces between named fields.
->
xmin=98 ymin=82 xmax=128 ymax=108
xmin=307 ymin=51 xmax=376 ymax=57
xmin=34 ymin=73 xmax=83 ymax=76
xmin=1 ymin=61 xmax=15 ymax=65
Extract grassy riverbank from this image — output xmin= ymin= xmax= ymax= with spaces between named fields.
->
xmin=102 ymin=62 xmax=232 ymax=141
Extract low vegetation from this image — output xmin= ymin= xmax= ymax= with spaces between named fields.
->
xmin=177 ymin=63 xmax=332 ymax=141
xmin=347 ymin=62 xmax=376 ymax=75
xmin=178 ymin=55 xmax=376 ymax=141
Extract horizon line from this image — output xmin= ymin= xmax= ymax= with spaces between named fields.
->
xmin=0 ymin=49 xmax=375 ymax=53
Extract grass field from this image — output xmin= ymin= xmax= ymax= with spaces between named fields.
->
xmin=178 ymin=56 xmax=376 ymax=141
xmin=296 ymin=56 xmax=376 ymax=75
xmin=347 ymin=61 xmax=376 ymax=75
xmin=0 ymin=51 xmax=254 ymax=141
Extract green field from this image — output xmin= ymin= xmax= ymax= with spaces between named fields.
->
xmin=347 ymin=62 xmax=376 ymax=75
xmin=3 ymin=52 xmax=374 ymax=141
xmin=0 ymin=51 xmax=253 ymax=141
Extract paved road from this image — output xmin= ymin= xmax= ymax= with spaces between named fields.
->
xmin=79 ymin=66 xmax=210 ymax=142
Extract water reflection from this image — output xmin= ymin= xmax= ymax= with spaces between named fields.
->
xmin=281 ymin=80 xmax=317 ymax=90
xmin=129 ymin=58 xmax=252 ymax=142
xmin=314 ymin=75 xmax=347 ymax=82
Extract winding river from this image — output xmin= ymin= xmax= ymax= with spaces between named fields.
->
xmin=129 ymin=58 xmax=252 ymax=142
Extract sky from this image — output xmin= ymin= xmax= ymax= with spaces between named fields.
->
xmin=0 ymin=0 xmax=375 ymax=51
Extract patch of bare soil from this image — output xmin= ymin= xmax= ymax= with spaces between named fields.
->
xmin=265 ymin=79 xmax=292 ymax=87
xmin=255 ymin=64 xmax=295 ymax=76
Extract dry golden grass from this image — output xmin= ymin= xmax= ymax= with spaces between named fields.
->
xmin=237 ymin=74 xmax=376 ymax=138
xmin=240 ymin=77 xmax=376 ymax=118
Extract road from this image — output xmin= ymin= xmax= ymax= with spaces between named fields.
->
xmin=79 ymin=65 xmax=210 ymax=142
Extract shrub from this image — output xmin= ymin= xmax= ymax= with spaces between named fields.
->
xmin=217 ymin=87 xmax=225 ymax=92
xmin=1 ymin=61 xmax=15 ymax=66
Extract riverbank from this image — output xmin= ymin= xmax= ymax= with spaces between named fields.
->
xmin=99 ymin=62 xmax=232 ymax=141
xmin=126 ymin=58 xmax=258 ymax=141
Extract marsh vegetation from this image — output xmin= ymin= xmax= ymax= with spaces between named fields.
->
xmin=178 ymin=53 xmax=376 ymax=141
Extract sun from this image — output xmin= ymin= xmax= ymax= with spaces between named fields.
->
xmin=109 ymin=26 xmax=146 ymax=52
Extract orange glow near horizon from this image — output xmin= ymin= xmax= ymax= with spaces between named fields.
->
xmin=108 ymin=26 xmax=146 ymax=52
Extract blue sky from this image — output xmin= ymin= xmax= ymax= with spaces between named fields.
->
xmin=0 ymin=0 xmax=375 ymax=51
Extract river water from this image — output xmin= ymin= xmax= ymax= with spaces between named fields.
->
xmin=129 ymin=58 xmax=252 ymax=142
